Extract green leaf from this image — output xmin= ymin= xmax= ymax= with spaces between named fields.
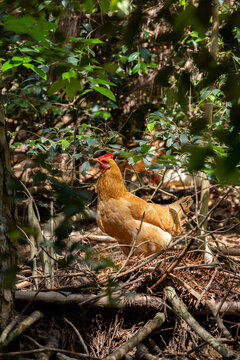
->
xmin=48 ymin=79 xmax=67 ymax=95
xmin=119 ymin=55 xmax=128 ymax=64
xmin=200 ymin=88 xmax=211 ymax=100
xmin=90 ymin=86 xmax=116 ymax=101
xmin=67 ymin=56 xmax=78 ymax=65
xmin=128 ymin=52 xmax=139 ymax=62
xmin=36 ymin=144 xmax=47 ymax=152
xmin=166 ymin=137 xmax=174 ymax=147
xmin=110 ymin=0 xmax=130 ymax=16
xmin=1 ymin=60 xmax=21 ymax=71
xmin=3 ymin=15 xmax=57 ymax=41
xmin=139 ymin=46 xmax=152 ymax=63
xmin=23 ymin=63 xmax=47 ymax=79
xmin=88 ymin=78 xmax=117 ymax=86
xmin=109 ymin=144 xmax=122 ymax=149
xmin=140 ymin=61 xmax=148 ymax=74
xmin=66 ymin=78 xmax=83 ymax=98
xmin=84 ymin=0 xmax=95 ymax=13
xmin=132 ymin=155 xmax=142 ymax=164
xmin=191 ymin=31 xmax=199 ymax=38
xmin=147 ymin=121 xmax=156 ymax=132
xmin=41 ymin=137 xmax=48 ymax=143
xmin=100 ymin=0 xmax=110 ymax=12
xmin=21 ymin=46 xmax=40 ymax=53
xmin=81 ymin=39 xmax=104 ymax=45
xmin=62 ymin=70 xmax=77 ymax=80
xmin=212 ymin=88 xmax=221 ymax=96
xmin=130 ymin=63 xmax=140 ymax=75
xmin=2 ymin=56 xmax=32 ymax=71
xmin=141 ymin=144 xmax=151 ymax=153
xmin=180 ymin=133 xmax=188 ymax=144
xmin=48 ymin=139 xmax=56 ymax=149
xmin=13 ymin=56 xmax=32 ymax=63
xmin=3 ymin=15 xmax=35 ymax=34
xmin=173 ymin=142 xmax=180 ymax=150
xmin=80 ymin=89 xmax=92 ymax=97
xmin=61 ymin=139 xmax=70 ymax=151
xmin=81 ymin=161 xmax=90 ymax=175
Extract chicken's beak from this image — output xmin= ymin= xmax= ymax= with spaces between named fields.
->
xmin=94 ymin=158 xmax=103 ymax=170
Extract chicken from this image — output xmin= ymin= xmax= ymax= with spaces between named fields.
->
xmin=94 ymin=154 xmax=193 ymax=256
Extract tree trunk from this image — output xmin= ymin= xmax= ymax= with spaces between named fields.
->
xmin=0 ymin=106 xmax=15 ymax=331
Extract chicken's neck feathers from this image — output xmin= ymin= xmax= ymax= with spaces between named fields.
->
xmin=97 ymin=162 xmax=128 ymax=200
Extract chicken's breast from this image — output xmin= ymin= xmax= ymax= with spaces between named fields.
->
xmin=97 ymin=197 xmax=171 ymax=255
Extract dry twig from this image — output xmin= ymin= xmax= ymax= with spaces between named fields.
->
xmin=0 ymin=310 xmax=43 ymax=349
xmin=104 ymin=312 xmax=165 ymax=360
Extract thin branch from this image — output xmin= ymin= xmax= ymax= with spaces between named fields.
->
xmin=0 ymin=311 xmax=43 ymax=349
xmin=64 ymin=318 xmax=89 ymax=355
xmin=195 ymin=267 xmax=218 ymax=308
xmin=104 ymin=313 xmax=165 ymax=360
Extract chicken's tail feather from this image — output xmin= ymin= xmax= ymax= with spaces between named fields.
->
xmin=170 ymin=195 xmax=193 ymax=217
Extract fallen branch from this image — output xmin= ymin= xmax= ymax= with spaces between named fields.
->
xmin=15 ymin=280 xmax=32 ymax=290
xmin=165 ymin=283 xmax=238 ymax=359
xmin=206 ymin=301 xmax=233 ymax=340
xmin=0 ymin=310 xmax=43 ymax=349
xmin=15 ymin=291 xmax=164 ymax=310
xmin=0 ymin=318 xmax=19 ymax=345
xmin=0 ymin=347 xmax=98 ymax=359
xmin=104 ymin=312 xmax=165 ymax=360
xmin=15 ymin=290 xmax=240 ymax=315
xmin=56 ymin=354 xmax=79 ymax=360
xmin=215 ymin=247 xmax=240 ymax=257
xmin=85 ymin=234 xmax=116 ymax=243
xmin=136 ymin=343 xmax=162 ymax=360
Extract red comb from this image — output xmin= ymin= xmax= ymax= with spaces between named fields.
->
xmin=96 ymin=153 xmax=114 ymax=171
xmin=98 ymin=153 xmax=114 ymax=160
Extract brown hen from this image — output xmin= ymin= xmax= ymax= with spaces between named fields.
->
xmin=94 ymin=154 xmax=192 ymax=256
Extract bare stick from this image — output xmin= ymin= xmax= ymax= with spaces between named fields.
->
xmin=196 ymin=267 xmax=218 ymax=308
xmin=206 ymin=301 xmax=233 ymax=340
xmin=136 ymin=343 xmax=164 ymax=360
xmin=169 ymin=273 xmax=202 ymax=300
xmin=0 ymin=310 xmax=43 ymax=349
xmin=64 ymin=318 xmax=89 ymax=355
xmin=0 ymin=317 xmax=19 ymax=344
xmin=104 ymin=313 xmax=165 ymax=360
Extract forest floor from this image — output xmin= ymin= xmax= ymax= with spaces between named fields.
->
xmin=4 ymin=180 xmax=240 ymax=360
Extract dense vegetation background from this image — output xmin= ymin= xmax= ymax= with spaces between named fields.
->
xmin=0 ymin=0 xmax=240 ymax=358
